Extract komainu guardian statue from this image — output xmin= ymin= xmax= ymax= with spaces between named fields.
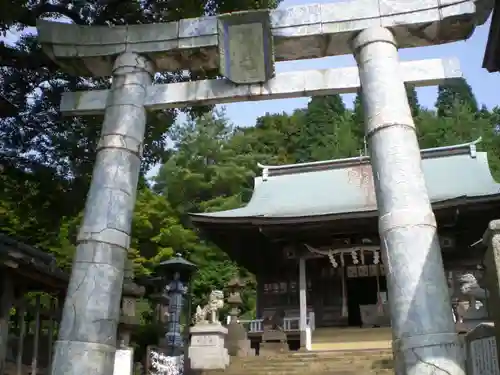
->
xmin=458 ymin=272 xmax=488 ymax=302
xmin=193 ymin=290 xmax=224 ymax=325
xmin=453 ymin=272 xmax=490 ymax=328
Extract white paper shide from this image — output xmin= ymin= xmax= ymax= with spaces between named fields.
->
xmin=149 ymin=350 xmax=184 ymax=375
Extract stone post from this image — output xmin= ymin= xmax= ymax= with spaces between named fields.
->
xmin=225 ymin=277 xmax=252 ymax=356
xmin=50 ymin=52 xmax=154 ymax=375
xmin=351 ymin=27 xmax=465 ymax=375
xmin=482 ymin=219 xmax=500 ymax=371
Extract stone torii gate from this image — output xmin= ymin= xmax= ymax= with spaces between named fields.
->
xmin=36 ymin=1 xmax=492 ymax=375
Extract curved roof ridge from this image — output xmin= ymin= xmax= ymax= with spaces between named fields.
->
xmin=257 ymin=138 xmax=482 ymax=178
xmin=190 ymin=136 xmax=500 ymax=224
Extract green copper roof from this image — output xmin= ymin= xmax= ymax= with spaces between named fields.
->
xmin=190 ymin=138 xmax=500 ymax=223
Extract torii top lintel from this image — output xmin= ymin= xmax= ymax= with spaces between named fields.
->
xmin=36 ymin=0 xmax=492 ymax=78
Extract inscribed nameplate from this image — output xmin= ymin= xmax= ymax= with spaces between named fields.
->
xmin=217 ymin=10 xmax=274 ymax=84
xmin=227 ymin=23 xmax=264 ymax=83
xmin=470 ymin=336 xmax=500 ymax=375
xmin=347 ymin=266 xmax=358 ymax=278
xmin=358 ymin=265 xmax=369 ymax=277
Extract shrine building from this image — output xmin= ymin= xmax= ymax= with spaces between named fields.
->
xmin=189 ymin=139 xmax=499 ymax=348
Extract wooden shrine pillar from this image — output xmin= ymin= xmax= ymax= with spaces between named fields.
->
xmin=46 ymin=298 xmax=58 ymax=372
xmin=0 ymin=273 xmax=14 ymax=375
xmin=298 ymin=257 xmax=307 ymax=349
xmin=30 ymin=295 xmax=41 ymax=375
xmin=15 ymin=298 xmax=27 ymax=375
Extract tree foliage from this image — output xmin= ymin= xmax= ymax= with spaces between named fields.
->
xmin=436 ymin=77 xmax=479 ymax=117
xmin=0 ymin=0 xmax=281 ymax=248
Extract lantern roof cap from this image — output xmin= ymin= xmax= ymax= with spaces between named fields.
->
xmin=157 ymin=253 xmax=198 ymax=273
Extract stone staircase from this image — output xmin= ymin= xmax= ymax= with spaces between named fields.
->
xmin=311 ymin=327 xmax=392 ymax=351
xmin=204 ymin=350 xmax=394 ymax=375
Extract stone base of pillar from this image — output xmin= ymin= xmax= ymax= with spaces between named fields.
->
xmin=392 ymin=333 xmax=465 ymax=375
xmin=188 ymin=324 xmax=229 ymax=370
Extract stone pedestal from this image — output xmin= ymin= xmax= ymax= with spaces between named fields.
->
xmin=225 ymin=277 xmax=253 ymax=357
xmin=456 ymin=300 xmax=491 ymax=332
xmin=226 ymin=321 xmax=253 ymax=357
xmin=260 ymin=329 xmax=288 ymax=356
xmin=188 ymin=324 xmax=229 ymax=370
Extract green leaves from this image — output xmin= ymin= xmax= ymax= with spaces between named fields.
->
xmin=130 ymin=189 xmax=199 ymax=275
xmin=436 ymin=77 xmax=479 ymax=117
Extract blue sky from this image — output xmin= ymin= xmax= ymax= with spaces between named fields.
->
xmin=219 ymin=0 xmax=499 ymax=128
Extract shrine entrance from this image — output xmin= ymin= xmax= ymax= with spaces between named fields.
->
xmin=346 ymin=273 xmax=387 ymax=327
xmin=305 ymin=245 xmax=388 ymax=328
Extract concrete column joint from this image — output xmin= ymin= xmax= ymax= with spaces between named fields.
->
xmin=365 ymin=122 xmax=415 ymax=140
xmin=393 ymin=332 xmax=460 ymax=352
xmin=379 ymin=208 xmax=437 ymax=234
xmin=351 ymin=27 xmax=397 ymax=54
xmin=77 ymin=227 xmax=130 ymax=250
xmin=112 ymin=52 xmax=155 ymax=76
xmin=96 ymin=134 xmax=143 ymax=156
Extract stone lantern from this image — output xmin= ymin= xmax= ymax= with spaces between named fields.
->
xmin=227 ymin=277 xmax=245 ymax=322
xmin=157 ymin=254 xmax=198 ymax=356
xmin=225 ymin=277 xmax=253 ymax=356
xmin=118 ymin=257 xmax=145 ymax=348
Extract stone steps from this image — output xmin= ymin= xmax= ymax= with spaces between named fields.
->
xmin=201 ymin=350 xmax=394 ymax=375
xmin=310 ymin=327 xmax=392 ymax=351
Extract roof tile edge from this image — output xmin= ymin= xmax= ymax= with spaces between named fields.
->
xmin=258 ymin=138 xmax=483 ymax=178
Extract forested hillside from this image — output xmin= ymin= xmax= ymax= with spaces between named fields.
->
xmin=0 ymin=1 xmax=499 ymax=320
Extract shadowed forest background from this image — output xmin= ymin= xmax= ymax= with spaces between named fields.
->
xmin=1 ymin=0 xmax=500 ymax=343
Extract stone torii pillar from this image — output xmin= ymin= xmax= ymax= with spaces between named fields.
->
xmin=352 ymin=27 xmax=465 ymax=375
xmin=48 ymin=52 xmax=154 ymax=375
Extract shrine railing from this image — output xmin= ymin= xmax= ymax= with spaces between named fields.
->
xmin=236 ymin=312 xmax=316 ymax=333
